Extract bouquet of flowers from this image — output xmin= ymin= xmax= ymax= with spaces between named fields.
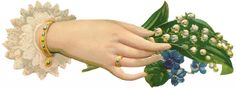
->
xmin=81 ymin=1 xmax=234 ymax=87
xmin=143 ymin=1 xmax=234 ymax=87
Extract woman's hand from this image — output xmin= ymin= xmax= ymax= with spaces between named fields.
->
xmin=37 ymin=20 xmax=171 ymax=80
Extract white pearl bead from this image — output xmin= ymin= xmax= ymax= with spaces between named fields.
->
xmin=190 ymin=24 xmax=198 ymax=32
xmin=190 ymin=47 xmax=197 ymax=54
xmin=181 ymin=29 xmax=189 ymax=38
xmin=171 ymin=35 xmax=178 ymax=43
xmin=217 ymin=43 xmax=222 ymax=48
xmin=200 ymin=49 xmax=207 ymax=55
xmin=176 ymin=15 xmax=183 ymax=23
xmin=190 ymin=35 xmax=197 ymax=43
xmin=228 ymin=44 xmax=233 ymax=50
xmin=202 ymin=28 xmax=209 ymax=34
xmin=187 ymin=12 xmax=195 ymax=18
xmin=227 ymin=50 xmax=233 ymax=57
xmin=205 ymin=55 xmax=211 ymax=61
xmin=181 ymin=19 xmax=188 ymax=27
xmin=154 ymin=28 xmax=163 ymax=36
xmin=209 ymin=62 xmax=214 ymax=68
xmin=172 ymin=24 xmax=180 ymax=33
xmin=181 ymin=44 xmax=189 ymax=49
xmin=188 ymin=14 xmax=195 ymax=19
xmin=222 ymin=43 xmax=228 ymax=50
xmin=213 ymin=66 xmax=219 ymax=72
xmin=162 ymin=34 xmax=170 ymax=42
xmin=201 ymin=34 xmax=208 ymax=42
xmin=216 ymin=33 xmax=223 ymax=40
xmin=210 ymin=37 xmax=217 ymax=44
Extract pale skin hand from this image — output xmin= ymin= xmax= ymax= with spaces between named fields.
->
xmin=36 ymin=20 xmax=171 ymax=80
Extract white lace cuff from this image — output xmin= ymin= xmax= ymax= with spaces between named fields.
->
xmin=4 ymin=1 xmax=76 ymax=79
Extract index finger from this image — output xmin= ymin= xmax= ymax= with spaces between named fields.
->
xmin=119 ymin=31 xmax=171 ymax=52
xmin=113 ymin=20 xmax=154 ymax=37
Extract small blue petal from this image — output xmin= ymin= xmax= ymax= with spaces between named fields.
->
xmin=174 ymin=56 xmax=184 ymax=64
xmin=176 ymin=68 xmax=184 ymax=75
xmin=164 ymin=60 xmax=173 ymax=69
xmin=169 ymin=50 xmax=184 ymax=64
xmin=200 ymin=69 xmax=207 ymax=74
xmin=191 ymin=66 xmax=199 ymax=73
xmin=177 ymin=70 xmax=187 ymax=78
xmin=161 ymin=51 xmax=170 ymax=60
xmin=191 ymin=63 xmax=199 ymax=69
xmin=199 ymin=67 xmax=207 ymax=74
xmin=191 ymin=61 xmax=201 ymax=73
xmin=172 ymin=63 xmax=180 ymax=70
xmin=168 ymin=72 xmax=173 ymax=79
xmin=199 ymin=63 xmax=207 ymax=67
xmin=171 ymin=77 xmax=179 ymax=86
xmin=171 ymin=67 xmax=178 ymax=74
xmin=178 ymin=78 xmax=185 ymax=83
xmin=192 ymin=61 xmax=199 ymax=65
xmin=170 ymin=50 xmax=179 ymax=58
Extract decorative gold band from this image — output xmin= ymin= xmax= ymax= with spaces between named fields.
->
xmin=39 ymin=20 xmax=55 ymax=67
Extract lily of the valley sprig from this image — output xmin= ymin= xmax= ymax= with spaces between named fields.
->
xmin=143 ymin=1 xmax=234 ymax=87
xmin=79 ymin=1 xmax=234 ymax=87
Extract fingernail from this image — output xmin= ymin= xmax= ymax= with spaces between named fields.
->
xmin=148 ymin=37 xmax=155 ymax=42
xmin=147 ymin=31 xmax=155 ymax=36
xmin=163 ymin=44 xmax=172 ymax=50
xmin=149 ymin=30 xmax=155 ymax=34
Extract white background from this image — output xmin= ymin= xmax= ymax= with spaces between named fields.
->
xmin=0 ymin=0 xmax=236 ymax=88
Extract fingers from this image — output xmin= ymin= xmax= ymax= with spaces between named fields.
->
xmin=119 ymin=32 xmax=171 ymax=52
xmin=114 ymin=43 xmax=154 ymax=58
xmin=114 ymin=21 xmax=154 ymax=37
xmin=119 ymin=54 xmax=163 ymax=67
xmin=108 ymin=67 xmax=147 ymax=81
xmin=106 ymin=51 xmax=163 ymax=80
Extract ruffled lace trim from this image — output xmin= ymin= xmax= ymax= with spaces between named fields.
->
xmin=3 ymin=1 xmax=76 ymax=79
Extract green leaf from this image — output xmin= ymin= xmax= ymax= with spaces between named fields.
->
xmin=189 ymin=18 xmax=215 ymax=35
xmin=144 ymin=61 xmax=169 ymax=87
xmin=82 ymin=64 xmax=99 ymax=72
xmin=142 ymin=1 xmax=169 ymax=30
xmin=205 ymin=46 xmax=233 ymax=75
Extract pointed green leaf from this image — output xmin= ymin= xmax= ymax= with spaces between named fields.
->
xmin=142 ymin=1 xmax=169 ymax=30
xmin=82 ymin=64 xmax=99 ymax=72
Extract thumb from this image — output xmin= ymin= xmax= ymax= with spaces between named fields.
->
xmin=108 ymin=67 xmax=147 ymax=81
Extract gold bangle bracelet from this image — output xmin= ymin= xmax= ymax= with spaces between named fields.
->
xmin=39 ymin=20 xmax=55 ymax=67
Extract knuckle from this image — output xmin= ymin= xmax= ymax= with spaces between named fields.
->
xmin=106 ymin=54 xmax=116 ymax=65
xmin=111 ymin=32 xmax=121 ymax=42
xmin=105 ymin=43 xmax=117 ymax=54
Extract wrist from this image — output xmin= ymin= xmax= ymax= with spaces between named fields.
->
xmin=35 ymin=21 xmax=66 ymax=53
